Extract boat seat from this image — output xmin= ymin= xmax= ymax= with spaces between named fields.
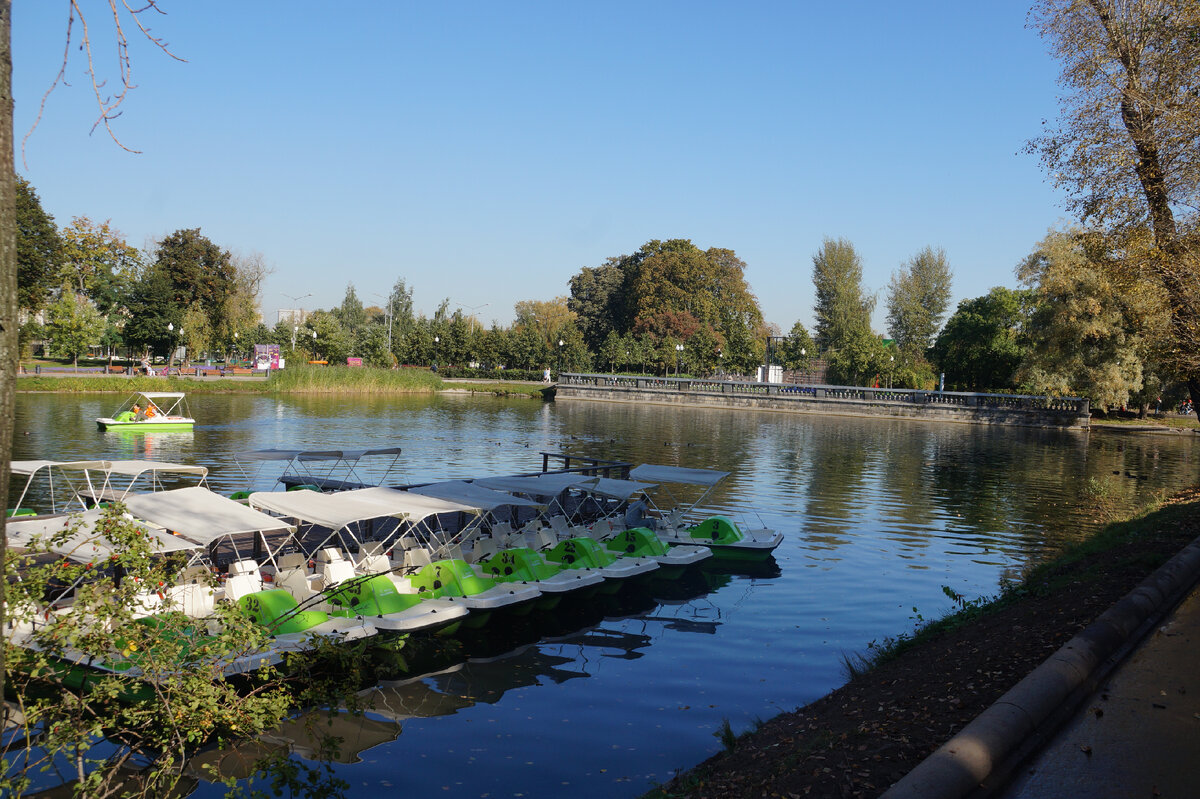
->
xmin=275 ymin=565 xmax=320 ymax=600
xmin=229 ymin=559 xmax=261 ymax=576
xmin=404 ymin=548 xmax=432 ymax=569
xmin=170 ymin=582 xmax=216 ymax=618
xmin=320 ymin=556 xmax=357 ymax=587
xmin=315 ymin=547 xmax=346 ymax=564
xmin=223 ymin=571 xmax=264 ymax=602
xmin=658 ymin=509 xmax=685 ymax=531
xmin=356 ymin=542 xmax=391 ymax=575
xmin=473 ymin=536 xmax=499 ymax=563
xmin=277 ymin=552 xmax=307 ymax=571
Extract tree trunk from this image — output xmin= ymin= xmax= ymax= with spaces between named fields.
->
xmin=0 ymin=0 xmax=16 ymax=716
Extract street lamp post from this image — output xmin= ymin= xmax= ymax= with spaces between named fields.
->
xmin=557 ymin=339 xmax=564 ymax=376
xmin=433 ymin=335 xmax=440 ymax=371
xmin=167 ymin=322 xmax=183 ymax=374
xmin=675 ymin=343 xmax=684 ymax=377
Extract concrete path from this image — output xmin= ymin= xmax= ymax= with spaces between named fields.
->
xmin=1000 ymin=585 xmax=1200 ymax=799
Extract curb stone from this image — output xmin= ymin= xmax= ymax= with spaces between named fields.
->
xmin=880 ymin=535 xmax=1200 ymax=799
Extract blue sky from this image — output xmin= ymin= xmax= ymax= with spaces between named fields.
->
xmin=12 ymin=1 xmax=1068 ymax=332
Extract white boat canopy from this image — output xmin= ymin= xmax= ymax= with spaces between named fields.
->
xmin=137 ymin=391 xmax=187 ymax=400
xmin=80 ymin=459 xmax=209 ymax=504
xmin=124 ymin=487 xmax=294 ymax=547
xmin=585 ymin=477 xmax=659 ymax=501
xmin=472 ymin=474 xmax=598 ymax=500
xmin=344 ymin=487 xmax=483 ymax=519
xmin=628 ymin=465 xmax=730 ymax=486
xmin=407 ymin=480 xmax=546 ymax=511
xmin=6 ymin=508 xmax=200 ymax=561
xmin=233 ymin=446 xmax=405 ymax=492
xmin=248 ymin=487 xmax=413 ymax=532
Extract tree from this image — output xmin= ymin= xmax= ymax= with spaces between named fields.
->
xmin=1017 ymin=229 xmax=1166 ymax=407
xmin=811 ymin=238 xmax=874 ymax=351
xmin=45 ymin=287 xmax=106 ymax=368
xmin=566 ymin=240 xmax=765 ymax=366
xmin=122 ymin=267 xmax=180 ymax=358
xmin=333 ymin=283 xmax=367 ymax=337
xmin=779 ymin=321 xmax=815 ymax=371
xmin=148 ymin=229 xmax=238 ymax=340
xmin=886 ymin=246 xmax=953 ymax=358
xmin=15 ymin=176 xmax=60 ymax=313
xmin=825 ymin=327 xmax=889 ymax=386
xmin=929 ymin=287 xmax=1032 ymax=391
xmin=1029 ymin=0 xmax=1200 ymax=403
xmin=567 ymin=261 xmax=625 ymax=351
xmin=58 ymin=216 xmax=140 ymax=316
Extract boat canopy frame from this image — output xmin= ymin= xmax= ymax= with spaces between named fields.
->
xmin=232 ymin=447 xmax=405 ymax=493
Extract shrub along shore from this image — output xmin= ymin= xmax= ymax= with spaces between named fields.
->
xmin=15 ymin=365 xmax=549 ymax=398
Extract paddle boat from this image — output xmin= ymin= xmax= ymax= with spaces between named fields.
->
xmin=406 ymin=479 xmax=608 ymax=607
xmin=627 ymin=464 xmax=783 ymax=558
xmin=470 ymin=474 xmax=661 ymax=587
xmin=3 ymin=508 xmax=283 ymax=681
xmin=96 ymin=391 xmax=196 ymax=431
xmin=120 ymin=487 xmax=379 ymax=648
xmin=245 ymin=485 xmax=539 ymax=630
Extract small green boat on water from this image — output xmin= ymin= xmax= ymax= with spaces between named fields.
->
xmin=96 ymin=391 xmax=196 ymax=432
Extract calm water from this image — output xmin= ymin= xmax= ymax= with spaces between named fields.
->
xmin=11 ymin=393 xmax=1199 ymax=797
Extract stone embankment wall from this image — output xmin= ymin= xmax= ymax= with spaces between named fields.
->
xmin=554 ymin=374 xmax=1091 ymax=430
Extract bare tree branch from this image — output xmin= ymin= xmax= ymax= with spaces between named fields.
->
xmin=22 ymin=0 xmax=185 ymax=165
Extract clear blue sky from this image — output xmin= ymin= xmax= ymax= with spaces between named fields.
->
xmin=12 ymin=1 xmax=1068 ymax=332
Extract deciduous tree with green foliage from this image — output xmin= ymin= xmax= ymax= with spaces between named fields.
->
xmin=1017 ymin=229 xmax=1167 ymax=408
xmin=15 ymin=176 xmax=60 ymax=314
xmin=886 ymin=246 xmax=952 ymax=358
xmin=1029 ymin=0 xmax=1200 ymax=408
xmin=811 ymin=238 xmax=875 ymax=352
xmin=45 ymin=287 xmax=106 ymax=368
xmin=930 ymin=287 xmax=1032 ymax=391
xmin=58 ymin=216 xmax=140 ymax=317
xmin=779 ymin=321 xmax=815 ymax=371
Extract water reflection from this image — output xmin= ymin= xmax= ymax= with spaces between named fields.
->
xmin=11 ymin=393 xmax=1200 ymax=798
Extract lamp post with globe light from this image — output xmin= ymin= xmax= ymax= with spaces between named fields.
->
xmin=675 ymin=343 xmax=684 ymax=377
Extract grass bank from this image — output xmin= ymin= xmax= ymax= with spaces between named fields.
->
xmin=16 ymin=365 xmax=548 ymax=398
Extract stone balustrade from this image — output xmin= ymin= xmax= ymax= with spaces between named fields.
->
xmin=555 ymin=373 xmax=1091 ymax=429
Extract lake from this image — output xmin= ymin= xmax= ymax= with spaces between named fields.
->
xmin=10 ymin=392 xmax=1197 ymax=797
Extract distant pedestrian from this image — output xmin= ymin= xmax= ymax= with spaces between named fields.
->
xmin=542 ymin=368 xmax=551 ymax=384
xmin=1156 ymin=396 xmax=1162 ymax=415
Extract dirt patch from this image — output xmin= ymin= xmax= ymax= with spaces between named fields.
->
xmin=650 ymin=491 xmax=1200 ymax=798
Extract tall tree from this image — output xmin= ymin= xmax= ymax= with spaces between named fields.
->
xmin=15 ymin=176 xmax=60 ymax=313
xmin=886 ymin=246 xmax=953 ymax=358
xmin=149 ymin=228 xmax=238 ymax=337
xmin=334 ymin=282 xmax=367 ymax=336
xmin=567 ymin=260 xmax=626 ymax=351
xmin=1029 ymin=0 xmax=1200 ymax=403
xmin=811 ymin=238 xmax=874 ymax=351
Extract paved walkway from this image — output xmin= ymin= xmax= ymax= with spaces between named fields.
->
xmin=1000 ymin=584 xmax=1200 ymax=799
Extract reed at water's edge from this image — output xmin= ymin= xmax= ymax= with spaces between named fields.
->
xmin=16 ymin=365 xmax=548 ymax=397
